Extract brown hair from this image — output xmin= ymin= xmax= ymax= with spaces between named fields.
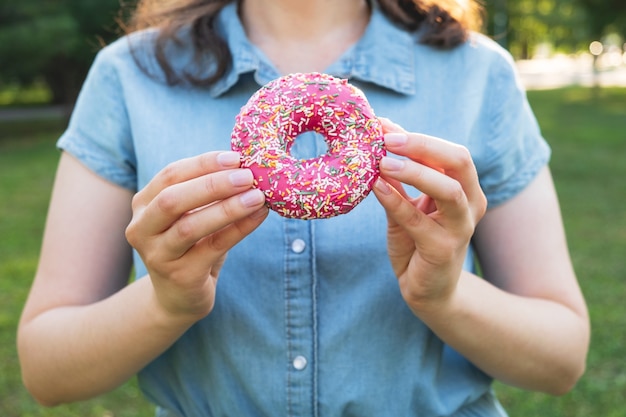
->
xmin=377 ymin=0 xmax=483 ymax=48
xmin=124 ymin=0 xmax=483 ymax=86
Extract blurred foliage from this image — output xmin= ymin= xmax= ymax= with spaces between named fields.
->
xmin=483 ymin=0 xmax=615 ymax=59
xmin=0 ymin=0 xmax=124 ymax=105
xmin=578 ymin=0 xmax=626 ymax=39
xmin=0 ymin=0 xmax=625 ymax=106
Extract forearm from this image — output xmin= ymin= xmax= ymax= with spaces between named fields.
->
xmin=18 ymin=276 xmax=196 ymax=406
xmin=414 ymin=271 xmax=590 ymax=395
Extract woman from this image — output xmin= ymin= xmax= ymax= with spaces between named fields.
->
xmin=18 ymin=0 xmax=590 ymax=415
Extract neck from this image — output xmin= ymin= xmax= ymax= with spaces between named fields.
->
xmin=240 ymin=0 xmax=370 ymax=74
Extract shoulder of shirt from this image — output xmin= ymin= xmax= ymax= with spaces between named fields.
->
xmin=457 ymin=32 xmax=518 ymax=70
xmin=94 ymin=28 xmax=159 ymax=65
xmin=89 ymin=28 xmax=179 ymax=86
xmin=415 ymin=31 xmax=521 ymax=86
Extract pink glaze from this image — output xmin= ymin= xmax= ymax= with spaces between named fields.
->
xmin=231 ymin=72 xmax=385 ymax=220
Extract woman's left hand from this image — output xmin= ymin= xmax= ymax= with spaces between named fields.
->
xmin=372 ymin=118 xmax=487 ymax=315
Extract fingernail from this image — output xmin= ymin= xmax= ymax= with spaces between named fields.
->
xmin=380 ymin=156 xmax=404 ymax=171
xmin=374 ymin=178 xmax=392 ymax=195
xmin=379 ymin=117 xmax=402 ymax=130
xmin=217 ymin=151 xmax=241 ymax=167
xmin=385 ymin=132 xmax=408 ymax=147
xmin=240 ymin=189 xmax=266 ymax=208
xmin=229 ymin=169 xmax=253 ymax=187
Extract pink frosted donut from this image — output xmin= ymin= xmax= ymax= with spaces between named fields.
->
xmin=231 ymin=72 xmax=385 ymax=220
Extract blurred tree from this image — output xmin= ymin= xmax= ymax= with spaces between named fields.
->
xmin=577 ymin=0 xmax=626 ymax=39
xmin=2 ymin=0 xmax=625 ymax=107
xmin=484 ymin=0 xmax=590 ymax=59
xmin=0 ymin=0 xmax=123 ymax=106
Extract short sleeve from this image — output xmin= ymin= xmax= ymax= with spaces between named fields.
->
xmin=57 ymin=43 xmax=137 ymax=191
xmin=477 ymin=52 xmax=551 ymax=208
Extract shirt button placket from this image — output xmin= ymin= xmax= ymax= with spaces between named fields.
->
xmin=284 ymin=220 xmax=317 ymax=417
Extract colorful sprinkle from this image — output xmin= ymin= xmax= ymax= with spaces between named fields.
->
xmin=231 ymin=72 xmax=386 ymax=220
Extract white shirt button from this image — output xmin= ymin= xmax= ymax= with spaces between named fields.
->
xmin=291 ymin=239 xmax=306 ymax=254
xmin=292 ymin=355 xmax=308 ymax=370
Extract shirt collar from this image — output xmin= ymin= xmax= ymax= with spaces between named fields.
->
xmin=210 ymin=1 xmax=416 ymax=97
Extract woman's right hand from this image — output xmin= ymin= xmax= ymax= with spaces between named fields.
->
xmin=125 ymin=151 xmax=268 ymax=321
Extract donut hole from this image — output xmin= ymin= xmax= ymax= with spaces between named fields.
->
xmin=290 ymin=131 xmax=329 ymax=160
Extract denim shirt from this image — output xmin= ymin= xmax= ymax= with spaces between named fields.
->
xmin=58 ymin=2 xmax=549 ymax=416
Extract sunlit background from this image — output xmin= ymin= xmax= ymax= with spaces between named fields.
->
xmin=0 ymin=0 xmax=624 ymax=109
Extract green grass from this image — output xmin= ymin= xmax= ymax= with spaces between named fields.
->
xmin=0 ymin=120 xmax=155 ymax=417
xmin=1 ymin=87 xmax=625 ymax=416
xmin=492 ymin=87 xmax=626 ymax=415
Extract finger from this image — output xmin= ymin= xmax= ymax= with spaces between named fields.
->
xmin=138 ymin=168 xmax=257 ymax=235
xmin=384 ymin=131 xmax=474 ymax=177
xmin=374 ymin=177 xmax=471 ymax=278
xmin=380 ymin=122 xmax=486 ymax=220
xmin=133 ymin=151 xmax=242 ymax=209
xmin=185 ymin=206 xmax=269 ymax=267
xmin=379 ymin=156 xmax=472 ymax=225
xmin=379 ymin=117 xmax=404 ymax=134
xmin=373 ymin=177 xmax=436 ymax=241
xmin=381 ymin=117 xmax=476 ymax=179
xmin=161 ymin=188 xmax=267 ymax=258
